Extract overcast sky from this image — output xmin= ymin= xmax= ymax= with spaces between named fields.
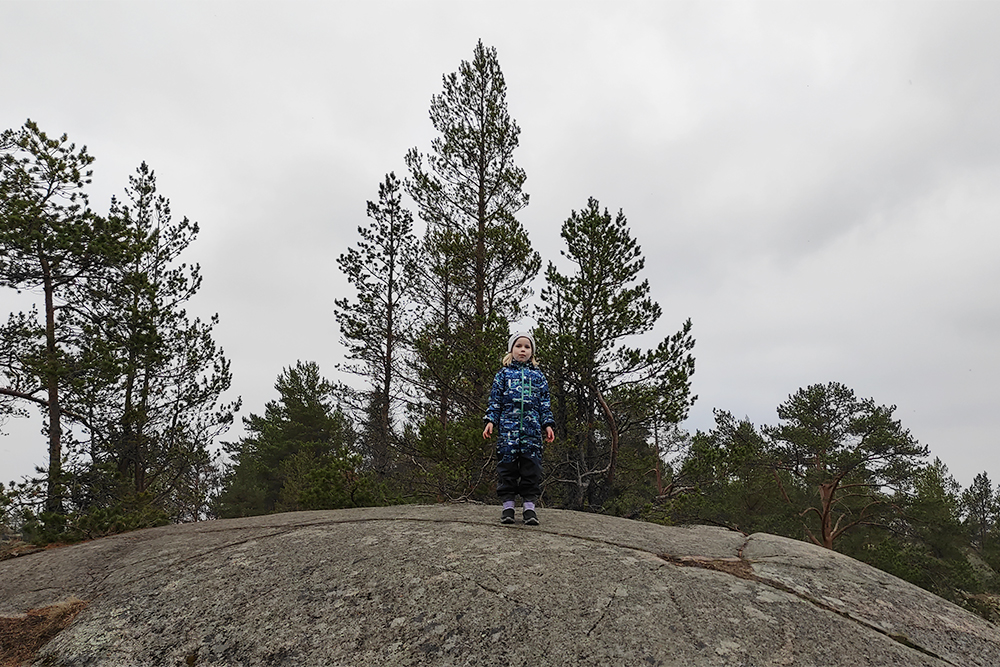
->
xmin=2 ymin=1 xmax=998 ymax=490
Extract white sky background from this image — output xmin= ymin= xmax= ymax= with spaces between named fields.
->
xmin=2 ymin=1 xmax=998 ymax=489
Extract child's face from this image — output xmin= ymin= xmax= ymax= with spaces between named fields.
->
xmin=512 ymin=337 xmax=533 ymax=363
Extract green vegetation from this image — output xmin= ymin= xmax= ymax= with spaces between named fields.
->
xmin=660 ymin=398 xmax=999 ymax=621
xmin=537 ymin=198 xmax=695 ymax=509
xmin=215 ymin=361 xmax=391 ymax=517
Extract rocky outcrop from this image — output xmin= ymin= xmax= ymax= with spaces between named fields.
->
xmin=1 ymin=504 xmax=998 ymax=666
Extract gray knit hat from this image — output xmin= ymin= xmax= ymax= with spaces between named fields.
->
xmin=507 ymin=331 xmax=536 ymax=355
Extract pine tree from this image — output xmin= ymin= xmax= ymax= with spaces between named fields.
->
xmin=765 ymin=382 xmax=928 ymax=549
xmin=961 ymin=472 xmax=997 ymax=549
xmin=216 ymin=362 xmax=373 ymax=517
xmin=908 ymin=458 xmax=965 ymax=559
xmin=538 ymin=198 xmax=696 ymax=508
xmin=403 ymin=41 xmax=540 ymax=500
xmin=406 ymin=39 xmax=538 ymax=331
xmin=75 ymin=162 xmax=238 ymax=522
xmin=0 ymin=120 xmax=126 ymax=514
xmin=334 ymin=172 xmax=416 ymax=477
xmin=675 ymin=410 xmax=802 ymax=535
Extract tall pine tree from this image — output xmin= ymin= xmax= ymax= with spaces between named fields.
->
xmin=765 ymin=382 xmax=928 ymax=549
xmin=75 ymin=162 xmax=238 ymax=522
xmin=403 ymin=41 xmax=540 ymax=500
xmin=538 ymin=198 xmax=696 ymax=508
xmin=0 ymin=120 xmax=126 ymax=514
xmin=334 ymin=172 xmax=416 ymax=477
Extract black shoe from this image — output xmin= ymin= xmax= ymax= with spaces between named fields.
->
xmin=501 ymin=508 xmax=515 ymax=524
xmin=523 ymin=509 xmax=539 ymax=526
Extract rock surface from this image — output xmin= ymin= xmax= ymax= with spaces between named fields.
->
xmin=1 ymin=504 xmax=998 ymax=666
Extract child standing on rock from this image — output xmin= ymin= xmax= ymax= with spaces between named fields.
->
xmin=483 ymin=332 xmax=556 ymax=525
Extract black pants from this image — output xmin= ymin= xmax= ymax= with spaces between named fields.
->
xmin=497 ymin=455 xmax=543 ymax=503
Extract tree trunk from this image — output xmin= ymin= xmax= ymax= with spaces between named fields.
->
xmin=653 ymin=419 xmax=662 ymax=495
xmin=41 ymin=253 xmax=63 ymax=514
xmin=573 ymin=463 xmax=587 ymax=509
xmin=379 ymin=288 xmax=394 ymax=477
xmin=818 ymin=481 xmax=836 ymax=549
xmin=475 ymin=157 xmax=486 ymax=323
xmin=594 ymin=386 xmax=619 ymax=487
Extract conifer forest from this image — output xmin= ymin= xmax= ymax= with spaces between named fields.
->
xmin=3 ymin=41 xmax=1000 ymax=622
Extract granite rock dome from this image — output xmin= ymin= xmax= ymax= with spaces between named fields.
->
xmin=1 ymin=504 xmax=998 ymax=666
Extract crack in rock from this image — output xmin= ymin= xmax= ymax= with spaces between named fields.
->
xmin=90 ymin=528 xmax=295 ymax=595
xmin=586 ymin=576 xmax=635 ymax=637
xmin=658 ymin=552 xmax=952 ymax=666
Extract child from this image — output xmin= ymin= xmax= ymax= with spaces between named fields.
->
xmin=483 ymin=332 xmax=556 ymax=525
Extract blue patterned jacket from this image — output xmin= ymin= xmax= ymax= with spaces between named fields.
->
xmin=484 ymin=361 xmax=556 ymax=464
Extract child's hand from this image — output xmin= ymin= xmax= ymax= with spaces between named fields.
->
xmin=545 ymin=426 xmax=555 ymax=443
xmin=483 ymin=422 xmax=494 ymax=439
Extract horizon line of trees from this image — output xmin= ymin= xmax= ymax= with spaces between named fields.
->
xmin=4 ymin=41 xmax=1000 ymax=623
